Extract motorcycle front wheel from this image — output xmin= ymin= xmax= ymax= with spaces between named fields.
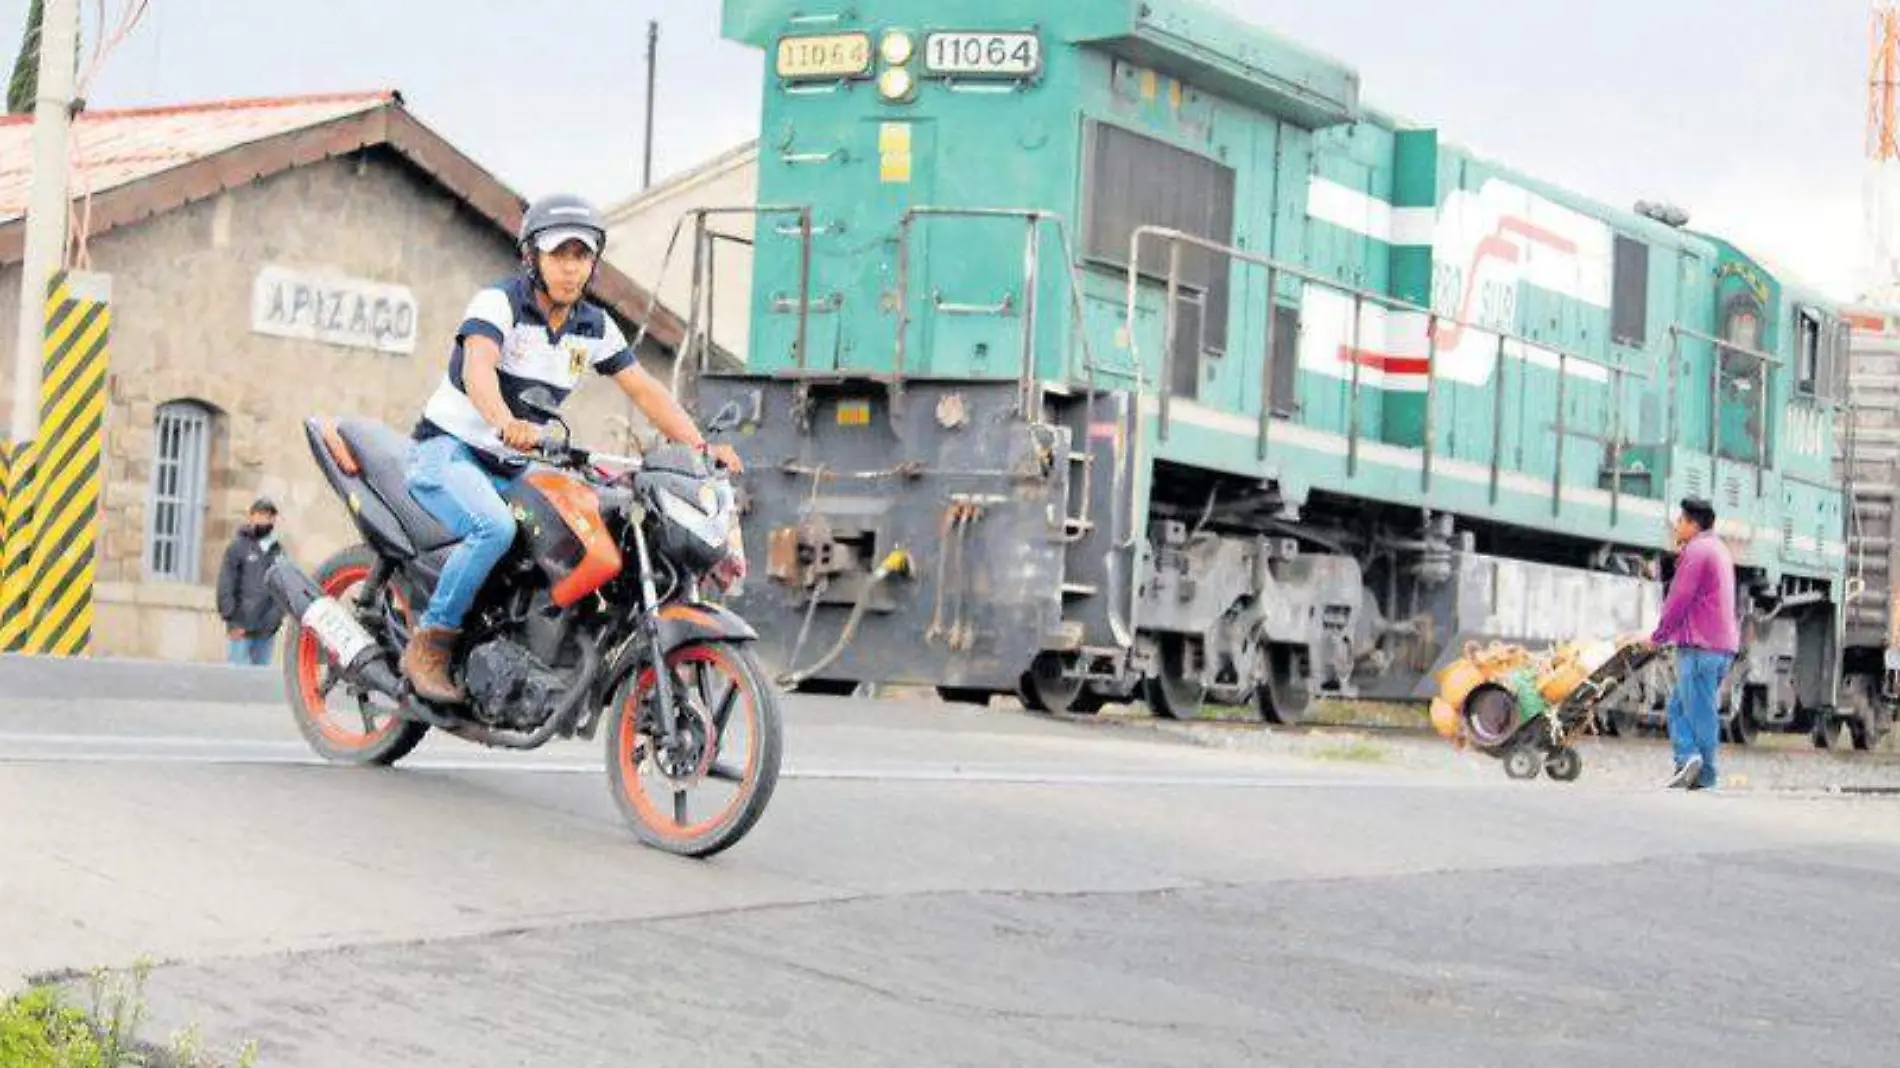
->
xmin=605 ymin=640 xmax=784 ymax=858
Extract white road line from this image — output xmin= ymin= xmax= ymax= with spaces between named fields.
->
xmin=0 ymin=739 xmax=1485 ymax=790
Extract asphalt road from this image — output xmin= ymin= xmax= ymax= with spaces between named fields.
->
xmin=3 ymin=659 xmax=1899 ymax=1066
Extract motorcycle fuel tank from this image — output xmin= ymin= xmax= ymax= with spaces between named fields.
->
xmin=504 ymin=471 xmax=624 ymax=607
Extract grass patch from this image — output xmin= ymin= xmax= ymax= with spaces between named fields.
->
xmin=0 ymin=961 xmax=255 ymax=1068
xmin=1185 ymin=703 xmax=1260 ymax=723
xmin=1307 ymin=699 xmax=1430 ymax=730
xmin=1307 ymin=738 xmax=1391 ymax=765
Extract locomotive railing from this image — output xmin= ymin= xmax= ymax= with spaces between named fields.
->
xmin=626 ymin=204 xmax=817 ymax=396
xmin=641 ymin=202 xmax=1140 ymax=647
xmin=1664 ymin=324 xmax=1785 ymax=501
xmin=892 ymin=207 xmax=1112 ymax=411
xmin=1122 ymin=226 xmax=1660 ymax=525
xmin=890 ymin=205 xmax=1136 ymax=644
xmin=891 ymin=208 xmax=1127 ymax=546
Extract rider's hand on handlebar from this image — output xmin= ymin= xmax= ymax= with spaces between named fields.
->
xmin=501 ymin=418 xmax=541 ymax=452
xmin=708 ymin=443 xmax=744 ymax=473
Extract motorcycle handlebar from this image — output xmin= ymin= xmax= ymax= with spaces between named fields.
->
xmin=479 ymin=432 xmax=732 ymax=480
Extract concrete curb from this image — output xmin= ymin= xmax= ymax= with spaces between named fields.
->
xmin=0 ymin=654 xmax=284 ymax=705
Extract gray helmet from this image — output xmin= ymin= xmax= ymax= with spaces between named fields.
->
xmin=519 ymin=193 xmax=608 ymax=257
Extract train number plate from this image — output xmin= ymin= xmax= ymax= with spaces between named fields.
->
xmin=776 ymin=33 xmax=873 ymax=80
xmin=923 ymin=32 xmax=1042 ymax=77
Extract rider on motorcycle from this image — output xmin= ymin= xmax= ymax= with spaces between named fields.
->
xmin=401 ymin=193 xmax=742 ymax=704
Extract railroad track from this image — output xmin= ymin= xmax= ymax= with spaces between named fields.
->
xmin=1071 ymin=706 xmax=1900 ymax=766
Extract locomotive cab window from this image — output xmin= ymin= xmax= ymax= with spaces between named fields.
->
xmin=1831 ymin=319 xmax=1846 ymax=399
xmin=1796 ymin=307 xmax=1822 ymax=396
xmin=1083 ymin=121 xmax=1236 ymax=374
xmin=1612 ymin=236 xmax=1649 ymax=347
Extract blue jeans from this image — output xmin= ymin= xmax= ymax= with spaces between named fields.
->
xmin=227 ymin=635 xmax=273 ymax=665
xmin=405 ymin=435 xmax=523 ymax=631
xmin=1667 ymin=647 xmax=1733 ymax=788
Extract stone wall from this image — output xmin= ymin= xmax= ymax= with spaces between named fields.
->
xmin=0 ymin=148 xmax=670 ymax=662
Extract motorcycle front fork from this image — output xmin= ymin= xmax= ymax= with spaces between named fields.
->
xmin=628 ymin=516 xmax=685 ymax=754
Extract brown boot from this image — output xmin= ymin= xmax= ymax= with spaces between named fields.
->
xmin=402 ymin=626 xmax=466 ymax=705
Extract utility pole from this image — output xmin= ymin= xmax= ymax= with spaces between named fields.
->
xmin=643 ymin=19 xmax=658 ymax=190
xmin=8 ymin=0 xmax=78 ymax=442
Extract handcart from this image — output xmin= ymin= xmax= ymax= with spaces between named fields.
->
xmin=1430 ymin=636 xmax=1664 ymax=783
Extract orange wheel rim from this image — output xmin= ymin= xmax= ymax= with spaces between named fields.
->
xmin=616 ymin=645 xmax=760 ymax=843
xmin=295 ymin=565 xmax=400 ymax=749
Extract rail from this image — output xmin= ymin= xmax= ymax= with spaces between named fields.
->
xmin=1123 ymin=226 xmax=1653 ymax=521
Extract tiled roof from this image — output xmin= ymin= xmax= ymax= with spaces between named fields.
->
xmin=0 ymin=91 xmax=398 ymax=224
xmin=0 ymin=90 xmax=695 ymax=354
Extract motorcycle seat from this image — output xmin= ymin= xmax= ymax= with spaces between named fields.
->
xmin=333 ymin=421 xmax=461 ymax=553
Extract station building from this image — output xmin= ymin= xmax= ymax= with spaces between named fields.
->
xmin=0 ymin=91 xmax=693 ymax=661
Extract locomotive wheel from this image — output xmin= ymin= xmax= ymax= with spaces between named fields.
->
xmin=1144 ymin=673 xmax=1206 ymax=720
xmin=1504 ymin=746 xmax=1543 ymax=781
xmin=1812 ymin=712 xmax=1850 ymax=750
xmin=1850 ymin=706 xmax=1892 ymax=752
xmin=1145 ymin=635 xmax=1208 ymax=720
xmin=1019 ymin=654 xmax=1103 ymax=716
xmin=1544 ymin=747 xmax=1583 ymax=783
xmin=1256 ymin=645 xmax=1313 ymax=726
xmin=1727 ymin=689 xmax=1761 ymax=747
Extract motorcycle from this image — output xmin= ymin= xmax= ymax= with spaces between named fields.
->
xmin=264 ymin=386 xmax=781 ymax=858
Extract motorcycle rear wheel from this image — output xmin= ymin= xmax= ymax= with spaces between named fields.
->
xmin=282 ymin=545 xmax=430 ymax=767
xmin=606 ymin=640 xmax=784 ymax=858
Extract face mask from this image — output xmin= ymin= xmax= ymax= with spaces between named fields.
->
xmin=252 ymin=523 xmax=275 ymax=538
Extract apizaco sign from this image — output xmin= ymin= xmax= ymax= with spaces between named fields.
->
xmin=250 ymin=266 xmax=419 ymax=355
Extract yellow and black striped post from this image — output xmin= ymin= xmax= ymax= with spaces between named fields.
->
xmin=0 ymin=436 xmax=41 ymax=644
xmin=0 ymin=270 xmax=111 ymax=656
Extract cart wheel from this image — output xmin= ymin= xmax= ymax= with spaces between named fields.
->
xmin=1544 ymin=747 xmax=1583 ymax=783
xmin=1504 ymin=746 xmax=1542 ymax=781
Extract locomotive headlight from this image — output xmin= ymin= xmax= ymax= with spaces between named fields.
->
xmin=880 ymin=31 xmax=914 ymax=66
xmin=878 ymin=67 xmax=914 ymax=101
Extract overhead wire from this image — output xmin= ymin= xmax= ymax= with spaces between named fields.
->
xmin=64 ymin=0 xmax=151 ymax=270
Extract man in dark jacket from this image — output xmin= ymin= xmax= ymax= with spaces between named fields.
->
xmin=217 ymin=499 xmax=287 ymax=666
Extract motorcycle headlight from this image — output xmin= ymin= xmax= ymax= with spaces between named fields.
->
xmin=655 ymin=488 xmax=727 ymax=548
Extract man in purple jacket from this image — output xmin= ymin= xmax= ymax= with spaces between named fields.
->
xmin=1651 ymin=497 xmax=1740 ymax=790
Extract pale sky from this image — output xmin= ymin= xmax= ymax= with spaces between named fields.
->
xmin=1 ymin=0 xmax=1874 ymax=300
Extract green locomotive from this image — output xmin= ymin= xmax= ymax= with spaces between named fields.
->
xmin=679 ymin=0 xmax=1876 ymax=746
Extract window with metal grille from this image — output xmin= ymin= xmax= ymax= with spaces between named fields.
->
xmin=1083 ymin=120 xmax=1236 ymax=355
xmin=1612 ymin=236 xmax=1649 ymax=347
xmin=147 ymin=401 xmax=213 ymax=583
xmin=1267 ymin=303 xmax=1300 ymax=416
xmin=1834 ymin=319 xmax=1853 ymax=399
xmin=1796 ymin=307 xmax=1822 ymax=395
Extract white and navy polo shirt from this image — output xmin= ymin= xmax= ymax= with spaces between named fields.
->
xmin=414 ymin=274 xmax=637 ymax=451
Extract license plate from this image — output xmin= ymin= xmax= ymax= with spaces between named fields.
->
xmin=303 ymin=596 xmax=375 ymax=666
xmin=923 ymin=32 xmax=1041 ymax=77
xmin=776 ymin=33 xmax=873 ymax=80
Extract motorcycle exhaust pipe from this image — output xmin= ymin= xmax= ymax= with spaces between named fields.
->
xmin=266 ymin=559 xmax=406 ymax=700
